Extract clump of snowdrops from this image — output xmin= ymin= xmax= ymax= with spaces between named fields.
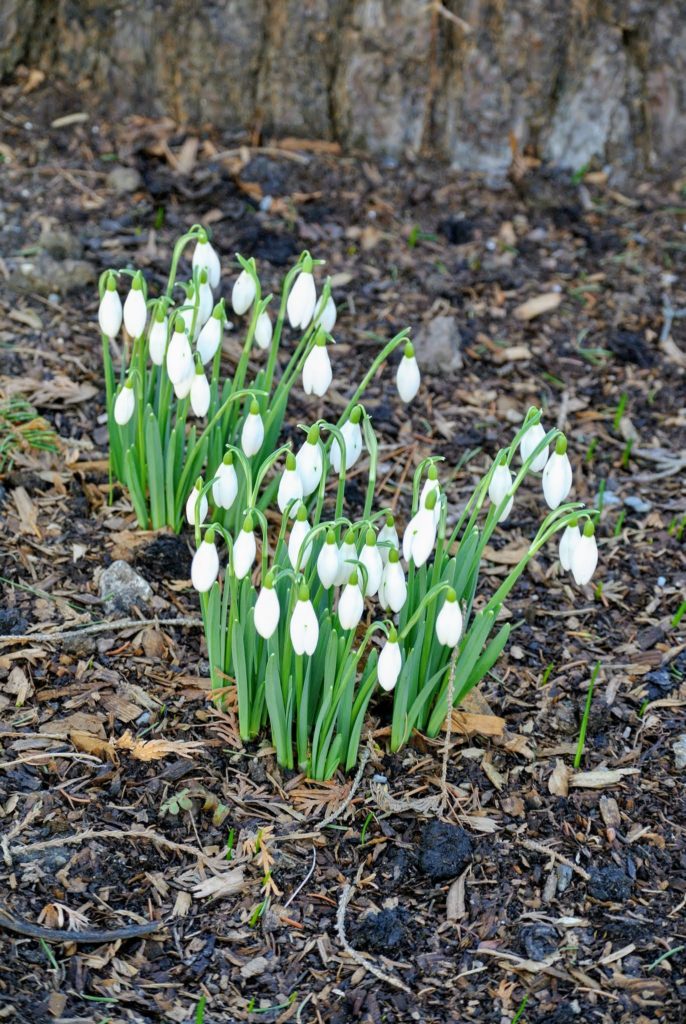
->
xmin=190 ymin=403 xmax=599 ymax=780
xmin=97 ymin=226 xmax=415 ymax=530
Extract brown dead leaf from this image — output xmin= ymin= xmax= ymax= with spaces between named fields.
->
xmin=481 ymin=753 xmax=506 ymax=790
xmin=446 ymin=868 xmax=469 ymax=921
xmin=548 ymin=758 xmax=571 ymax=797
xmin=115 ymin=730 xmax=203 ymax=761
xmin=192 ymin=867 xmax=245 ymax=900
xmin=570 ymin=768 xmax=639 ymax=789
xmin=599 ymin=795 xmax=621 ymax=829
xmin=483 ymin=541 xmax=530 ymax=566
xmin=513 ymin=292 xmax=563 ymax=321
xmin=41 ymin=712 xmax=106 ymax=738
xmin=6 ymin=665 xmax=33 ymax=706
xmin=70 ymin=730 xmax=117 ymax=763
xmin=8 ymin=307 xmax=43 ymax=330
xmin=12 ymin=486 xmax=41 ymax=538
xmin=445 ymin=711 xmax=506 ymax=737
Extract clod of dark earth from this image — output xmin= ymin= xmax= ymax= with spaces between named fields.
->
xmin=353 ymin=906 xmax=411 ymax=953
xmin=519 ymin=923 xmax=560 ymax=960
xmin=588 ymin=865 xmax=633 ymax=902
xmin=135 ymin=534 xmax=193 ymax=581
xmin=417 ymin=820 xmax=473 ymax=881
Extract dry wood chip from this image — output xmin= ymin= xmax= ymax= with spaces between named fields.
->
xmin=548 ymin=758 xmax=571 ymax=797
xmin=192 ymin=868 xmax=244 ymax=901
xmin=446 ymin=868 xmax=469 ymax=921
xmin=70 ymin=730 xmax=117 ymax=762
xmin=513 ymin=292 xmax=563 ymax=321
xmin=444 ymin=711 xmax=506 ymax=737
xmin=6 ymin=666 xmax=33 ymax=706
xmin=569 ymin=768 xmax=639 ymax=789
xmin=40 ymin=712 xmax=106 ymax=738
xmin=172 ymin=891 xmax=192 ymax=918
xmin=599 ymin=795 xmax=622 ymax=829
xmin=12 ymin=487 xmax=41 ymax=538
xmin=240 ymin=955 xmax=271 ymax=979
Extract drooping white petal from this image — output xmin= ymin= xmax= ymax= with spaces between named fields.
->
xmin=288 ymin=517 xmax=312 ymax=570
xmin=335 ymin=536 xmax=357 ymax=586
xmin=255 ymin=586 xmax=280 ymax=639
xmin=488 ymin=464 xmax=514 ymax=523
xmin=192 ymin=239 xmax=221 ymax=289
xmin=396 ymin=354 xmax=420 ymax=403
xmin=338 ymin=579 xmax=364 ymax=631
xmin=191 ymin=540 xmax=219 ymax=593
xmin=571 ymin=532 xmax=598 ymax=586
xmin=317 ymin=538 xmax=341 ymax=589
xmin=290 ymin=598 xmax=319 ymax=656
xmin=190 ymin=371 xmax=211 ymax=417
xmin=295 ymin=439 xmax=323 ymax=497
xmin=378 ymin=519 xmax=399 ymax=565
xmin=149 ymin=315 xmax=168 ymax=366
xmin=317 ymin=294 xmax=336 ymax=333
xmin=542 ymin=452 xmax=573 ymax=510
xmin=520 ymin=421 xmax=549 ymax=473
xmin=381 ymin=558 xmax=407 ymax=613
xmin=436 ymin=596 xmax=463 ymax=648
xmin=559 ymin=523 xmax=581 ymax=572
xmin=98 ymin=287 xmax=123 ymax=338
xmin=330 ymin=419 xmax=363 ymax=474
xmin=231 ymin=270 xmax=256 ymax=316
xmin=174 ymin=366 xmax=195 ymax=399
xmin=277 ymin=467 xmax=304 ymax=517
xmin=166 ymin=329 xmax=194 ymax=385
xmin=186 ymin=487 xmax=208 ymax=526
xmin=212 ymin=460 xmax=238 ymax=510
xmin=402 ymin=508 xmax=436 ymax=567
xmin=360 ymin=539 xmax=383 ymax=597
xmin=114 ymin=386 xmax=135 ymax=426
xmin=287 ymin=271 xmax=317 ymax=330
xmin=241 ymin=411 xmax=265 ymax=457
xmin=302 ymin=344 xmax=332 ymax=397
xmin=123 ymin=287 xmax=147 ymax=339
xmin=196 ymin=314 xmax=223 ymax=365
xmin=378 ymin=639 xmax=402 ymax=692
xmin=233 ymin=528 xmax=256 ymax=580
xmin=254 ymin=311 xmax=273 ymax=350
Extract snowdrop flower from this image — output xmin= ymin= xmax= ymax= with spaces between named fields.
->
xmin=98 ymin=273 xmax=122 ymax=337
xmin=190 ymin=365 xmax=211 ymax=418
xmin=114 ymin=380 xmax=135 ymax=426
xmin=287 ymin=255 xmax=317 ymax=330
xmin=315 ymin=293 xmax=336 ymax=333
xmin=488 ymin=461 xmax=514 ymax=523
xmin=378 ymin=514 xmax=399 ymax=565
xmin=212 ymin=452 xmax=238 ymax=510
xmin=436 ymin=589 xmax=463 ymax=648
xmin=403 ymin=490 xmax=438 ymax=568
xmin=421 ymin=465 xmax=441 ymax=525
xmin=197 ymin=270 xmax=214 ymax=327
xmin=571 ymin=521 xmax=598 ymax=586
xmin=288 ymin=505 xmax=312 ymax=570
xmin=335 ymin=529 xmax=357 ymax=586
xmin=148 ymin=306 xmax=168 ymax=366
xmin=542 ymin=436 xmax=573 ymax=510
xmin=317 ymin=530 xmax=341 ymax=589
xmin=191 ymin=528 xmax=219 ymax=593
xmin=231 ymin=269 xmax=256 ymax=316
xmin=233 ymin=514 xmax=256 ymax=580
xmin=338 ymin=571 xmax=364 ymax=631
xmin=254 ymin=574 xmax=280 ymax=639
xmin=360 ymin=530 xmax=383 ymax=597
xmin=559 ymin=519 xmax=581 ymax=572
xmin=192 ymin=233 xmax=221 ymax=290
xmin=378 ymin=629 xmax=402 ymax=692
xmin=180 ymin=287 xmax=201 ymax=341
xmin=174 ymin=366 xmax=195 ymax=400
xmin=295 ymin=425 xmax=323 ymax=497
xmin=241 ymin=400 xmax=264 ymax=457
xmin=166 ymin=318 xmax=194 ymax=385
xmin=186 ymin=478 xmax=208 ymax=527
xmin=196 ymin=303 xmax=224 ymax=364
xmin=331 ymin=406 xmax=363 ymax=474
xmin=254 ymin=310 xmax=273 ymax=350
xmin=277 ymin=452 xmax=304 ymax=517
xmin=123 ymin=271 xmax=147 ymax=338
xmin=290 ymin=583 xmax=319 ymax=656
xmin=379 ymin=548 xmax=407 ymax=613
xmin=396 ymin=340 xmax=420 ymax=404
xmin=302 ymin=332 xmax=332 ymax=397
xmin=520 ymin=418 xmax=549 ymax=473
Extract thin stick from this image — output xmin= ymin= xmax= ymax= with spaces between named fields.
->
xmin=518 ymin=836 xmax=590 ymax=881
xmin=0 ymin=616 xmax=203 ymax=646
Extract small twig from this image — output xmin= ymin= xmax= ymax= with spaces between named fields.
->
xmin=0 ymin=616 xmax=203 ymax=646
xmin=336 ymin=875 xmax=412 ymax=993
xmin=431 ymin=0 xmax=472 ymax=32
xmin=283 ymin=847 xmax=317 ymax=910
xmin=0 ymin=906 xmax=161 ymax=944
xmin=518 ymin=836 xmax=590 ymax=881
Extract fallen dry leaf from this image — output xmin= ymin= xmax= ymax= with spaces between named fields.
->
xmin=115 ymin=730 xmax=204 ymax=761
xmin=192 ymin=868 xmax=244 ymax=900
xmin=548 ymin=758 xmax=571 ymax=797
xmin=12 ymin=486 xmax=41 ymax=538
xmin=513 ymin=292 xmax=562 ymax=321
xmin=445 ymin=711 xmax=507 ymax=737
xmin=70 ymin=730 xmax=118 ymax=762
xmin=569 ymin=768 xmax=639 ymax=789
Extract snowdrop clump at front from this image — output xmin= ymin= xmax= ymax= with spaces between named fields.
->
xmin=97 ymin=227 xmax=416 ymax=532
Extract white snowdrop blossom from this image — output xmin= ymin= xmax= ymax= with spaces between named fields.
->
xmin=330 ymin=408 xmax=363 ymax=474
xmin=190 ymin=367 xmax=211 ymax=418
xmin=232 ymin=269 xmax=256 ymax=316
xmin=233 ymin=515 xmax=256 ymax=580
xmin=287 ymin=259 xmax=317 ymax=330
xmin=148 ymin=309 xmax=168 ymax=366
xmin=254 ymin=310 xmax=273 ymax=350
xmin=290 ymin=585 xmax=319 ymax=656
xmin=98 ymin=274 xmax=122 ymax=337
xmin=571 ymin=522 xmax=598 ymax=586
xmin=420 ymin=465 xmax=441 ymax=525
xmin=335 ymin=529 xmax=357 ymax=586
xmin=377 ymin=514 xmax=399 ymax=565
xmin=212 ymin=454 xmax=238 ymax=510
xmin=191 ymin=530 xmax=219 ymax=593
xmin=559 ymin=520 xmax=581 ymax=572
xmin=379 ymin=549 xmax=407 ymax=614
xmin=488 ymin=462 xmax=514 ymax=523
xmin=174 ymin=366 xmax=195 ymax=400
xmin=254 ymin=577 xmax=280 ymax=639
xmin=338 ymin=572 xmax=364 ymax=631
xmin=196 ymin=305 xmax=224 ymax=364
xmin=359 ymin=530 xmax=383 ymax=597
xmin=520 ymin=419 xmax=549 ymax=473
xmin=396 ymin=341 xmax=420 ymax=403
xmin=277 ymin=452 xmax=304 ymax=517
xmin=123 ymin=272 xmax=147 ymax=339
xmin=317 ymin=531 xmax=341 ymax=589
xmin=114 ymin=381 xmax=135 ymax=426
xmin=542 ymin=437 xmax=573 ymax=510
xmin=435 ymin=590 xmax=463 ymax=648
xmin=241 ymin=400 xmax=265 ymax=457
xmin=316 ymin=293 xmax=336 ymax=333
xmin=378 ymin=632 xmax=402 ymax=693
xmin=197 ymin=273 xmax=214 ymax=328
xmin=166 ymin=321 xmax=194 ymax=386
xmin=302 ymin=334 xmax=332 ymax=397
xmin=295 ymin=426 xmax=323 ymax=497
xmin=186 ymin=479 xmax=208 ymax=527
xmin=192 ymin=235 xmax=221 ymax=289
xmin=288 ymin=507 xmax=312 ymax=570
xmin=402 ymin=491 xmax=437 ymax=568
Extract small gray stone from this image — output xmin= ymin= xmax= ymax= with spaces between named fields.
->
xmin=106 ymin=165 xmax=143 ymax=194
xmin=556 ymin=864 xmax=573 ymax=893
xmin=673 ymin=735 xmax=686 ymax=770
xmin=624 ymin=495 xmax=652 ymax=514
xmin=416 ymin=315 xmax=462 ymax=374
xmin=9 ymin=254 xmax=96 ymax=296
xmin=100 ymin=560 xmax=153 ymax=615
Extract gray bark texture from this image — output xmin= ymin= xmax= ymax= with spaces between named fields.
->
xmin=2 ymin=1 xmax=685 ymax=177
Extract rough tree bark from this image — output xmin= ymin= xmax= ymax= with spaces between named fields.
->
xmin=2 ymin=1 xmax=685 ymax=178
